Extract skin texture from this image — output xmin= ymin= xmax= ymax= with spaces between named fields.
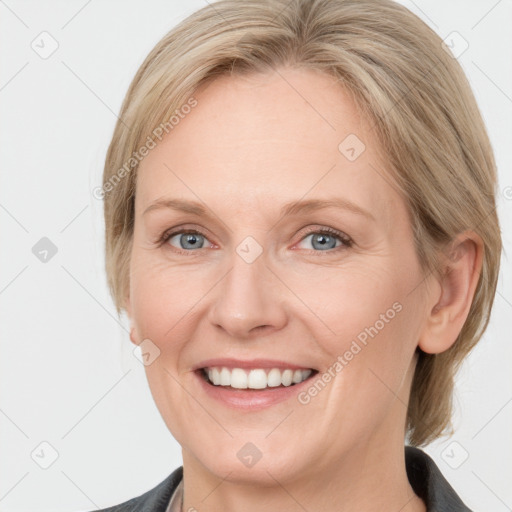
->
xmin=126 ymin=67 xmax=482 ymax=512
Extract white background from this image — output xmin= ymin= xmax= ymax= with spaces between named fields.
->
xmin=0 ymin=1 xmax=511 ymax=510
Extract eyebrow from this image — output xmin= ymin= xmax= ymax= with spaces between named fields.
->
xmin=143 ymin=197 xmax=374 ymax=221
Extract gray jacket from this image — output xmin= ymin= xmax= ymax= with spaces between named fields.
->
xmin=91 ymin=446 xmax=472 ymax=511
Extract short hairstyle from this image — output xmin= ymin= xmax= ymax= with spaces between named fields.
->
xmin=101 ymin=0 xmax=502 ymax=446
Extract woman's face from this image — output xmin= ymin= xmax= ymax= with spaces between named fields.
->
xmin=127 ymin=67 xmax=432 ymax=484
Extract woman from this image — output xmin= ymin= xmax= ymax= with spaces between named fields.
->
xmin=95 ymin=0 xmax=501 ymax=510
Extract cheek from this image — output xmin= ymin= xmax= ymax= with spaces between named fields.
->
xmin=129 ymin=254 xmax=213 ymax=340
xmin=290 ymin=256 xmax=424 ymax=392
xmin=285 ymin=261 xmax=412 ymax=347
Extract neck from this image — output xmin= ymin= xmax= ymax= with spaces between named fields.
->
xmin=180 ymin=438 xmax=426 ymax=512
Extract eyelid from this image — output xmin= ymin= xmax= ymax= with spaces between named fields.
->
xmin=298 ymin=226 xmax=352 ymax=243
xmin=159 ymin=225 xmax=353 ymax=254
xmin=292 ymin=226 xmax=353 ymax=252
xmin=158 ymin=224 xmax=213 ymax=244
xmin=159 ymin=226 xmax=215 ymax=254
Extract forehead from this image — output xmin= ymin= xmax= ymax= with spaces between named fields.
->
xmin=136 ymin=67 xmax=402 ymax=223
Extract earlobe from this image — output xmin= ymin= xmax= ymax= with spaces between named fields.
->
xmin=129 ymin=326 xmax=138 ymax=346
xmin=124 ymin=294 xmax=139 ymax=347
xmin=418 ymin=232 xmax=483 ymax=354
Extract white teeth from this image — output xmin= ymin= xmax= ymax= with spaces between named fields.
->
xmin=281 ymin=369 xmax=293 ymax=386
xmin=248 ymin=369 xmax=267 ymax=389
xmin=211 ymin=367 xmax=220 ymax=385
xmin=292 ymin=369 xmax=303 ymax=383
xmin=267 ymin=368 xmax=282 ymax=387
xmin=231 ymin=368 xmax=248 ymax=389
xmin=204 ymin=366 xmax=314 ymax=389
xmin=219 ymin=367 xmax=231 ymax=386
xmin=302 ymin=369 xmax=312 ymax=380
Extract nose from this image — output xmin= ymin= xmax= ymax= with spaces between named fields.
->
xmin=207 ymin=249 xmax=288 ymax=339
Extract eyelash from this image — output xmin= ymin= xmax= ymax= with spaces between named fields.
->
xmin=157 ymin=226 xmax=353 ymax=256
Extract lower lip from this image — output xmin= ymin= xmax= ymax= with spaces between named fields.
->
xmin=194 ymin=370 xmax=317 ymax=410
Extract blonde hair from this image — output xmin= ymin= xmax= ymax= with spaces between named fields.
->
xmin=102 ymin=0 xmax=501 ymax=446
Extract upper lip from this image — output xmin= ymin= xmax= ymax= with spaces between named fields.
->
xmin=193 ymin=358 xmax=317 ymax=371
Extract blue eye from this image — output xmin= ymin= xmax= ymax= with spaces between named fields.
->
xmin=167 ymin=231 xmax=208 ymax=250
xmin=296 ymin=228 xmax=350 ymax=252
xmin=160 ymin=227 xmax=351 ymax=255
xmin=300 ymin=231 xmax=341 ymax=251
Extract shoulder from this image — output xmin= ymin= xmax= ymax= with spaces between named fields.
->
xmin=405 ymin=446 xmax=472 ymax=511
xmin=90 ymin=466 xmax=183 ymax=512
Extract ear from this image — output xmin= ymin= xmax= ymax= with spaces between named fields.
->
xmin=124 ymin=293 xmax=139 ymax=347
xmin=418 ymin=231 xmax=483 ymax=354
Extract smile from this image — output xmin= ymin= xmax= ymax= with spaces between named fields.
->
xmin=201 ymin=366 xmax=315 ymax=390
